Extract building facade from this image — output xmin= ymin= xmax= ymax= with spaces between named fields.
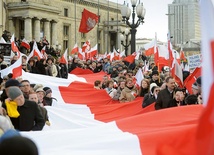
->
xmin=167 ymin=0 xmax=201 ymax=48
xmin=1 ymin=0 xmax=128 ymax=54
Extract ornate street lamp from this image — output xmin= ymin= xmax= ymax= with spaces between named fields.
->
xmin=120 ymin=28 xmax=131 ymax=56
xmin=121 ymin=0 xmax=146 ymax=54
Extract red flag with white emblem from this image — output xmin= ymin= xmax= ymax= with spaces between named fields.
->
xmin=79 ymin=9 xmax=99 ymax=33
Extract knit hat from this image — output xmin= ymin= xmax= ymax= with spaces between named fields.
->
xmin=151 ymin=86 xmax=159 ymax=94
xmin=35 ymin=88 xmax=46 ymax=96
xmin=43 ymin=87 xmax=52 ymax=96
xmin=151 ymin=70 xmax=159 ymax=76
xmin=8 ymin=87 xmax=23 ymax=100
xmin=192 ymin=82 xmax=198 ymax=90
xmin=33 ymin=84 xmax=44 ymax=92
xmin=5 ymin=79 xmax=21 ymax=88
xmin=196 ymin=76 xmax=201 ymax=87
xmin=150 ymin=83 xmax=157 ymax=92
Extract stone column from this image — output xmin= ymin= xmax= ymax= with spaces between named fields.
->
xmin=8 ymin=17 xmax=15 ymax=35
xmin=51 ymin=21 xmax=57 ymax=46
xmin=15 ymin=18 xmax=20 ymax=39
xmin=24 ymin=17 xmax=32 ymax=41
xmin=44 ymin=19 xmax=50 ymax=43
xmin=34 ymin=18 xmax=41 ymax=42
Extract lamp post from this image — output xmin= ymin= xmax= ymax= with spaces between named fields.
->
xmin=121 ymin=0 xmax=146 ymax=54
xmin=120 ymin=28 xmax=131 ymax=56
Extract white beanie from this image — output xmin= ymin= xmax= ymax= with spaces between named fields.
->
xmin=150 ymin=83 xmax=157 ymax=92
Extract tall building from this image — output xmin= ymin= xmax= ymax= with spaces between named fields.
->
xmin=167 ymin=0 xmax=201 ymax=47
xmin=0 ymin=0 xmax=127 ymax=53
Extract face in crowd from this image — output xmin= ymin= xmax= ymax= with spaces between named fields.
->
xmin=152 ymin=73 xmax=159 ymax=81
xmin=126 ymin=78 xmax=134 ymax=88
xmin=166 ymin=77 xmax=176 ymax=91
xmin=20 ymin=81 xmax=31 ymax=94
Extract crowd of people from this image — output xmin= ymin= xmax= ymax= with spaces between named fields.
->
xmin=0 ymin=32 xmax=203 ymax=153
xmin=92 ymin=59 xmax=202 ymax=108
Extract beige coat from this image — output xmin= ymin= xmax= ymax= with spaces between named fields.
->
xmin=119 ymin=86 xmax=138 ymax=103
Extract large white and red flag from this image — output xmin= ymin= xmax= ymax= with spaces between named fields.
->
xmin=19 ymin=69 xmax=202 ymax=155
xmin=27 ymin=41 xmax=43 ymax=61
xmin=195 ymin=0 xmax=214 ymax=154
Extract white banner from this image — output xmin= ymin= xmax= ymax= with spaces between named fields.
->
xmin=187 ymin=54 xmax=202 ymax=69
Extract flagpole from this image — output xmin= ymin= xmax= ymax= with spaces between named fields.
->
xmin=107 ymin=0 xmax=109 ymax=53
xmin=74 ymin=0 xmax=77 ymax=43
xmin=155 ymin=32 xmax=160 ymax=83
xmin=116 ymin=0 xmax=119 ymax=50
xmin=167 ymin=30 xmax=172 ymax=76
xmin=97 ymin=0 xmax=100 ymax=53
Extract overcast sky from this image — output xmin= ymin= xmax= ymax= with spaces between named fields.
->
xmin=109 ymin=0 xmax=174 ymax=42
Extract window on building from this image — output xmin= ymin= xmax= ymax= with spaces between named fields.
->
xmin=63 ymin=25 xmax=69 ymax=36
xmin=63 ymin=40 xmax=68 ymax=50
xmin=64 ymin=8 xmax=68 ymax=17
xmin=111 ymin=18 xmax=114 ymax=21
xmin=81 ymin=33 xmax=86 ymax=38
xmin=98 ymin=31 xmax=101 ymax=40
xmin=21 ymin=0 xmax=27 ymax=2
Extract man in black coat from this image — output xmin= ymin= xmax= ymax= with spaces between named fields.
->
xmin=155 ymin=76 xmax=176 ymax=110
xmin=6 ymin=86 xmax=45 ymax=131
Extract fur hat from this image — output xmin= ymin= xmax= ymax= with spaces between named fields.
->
xmin=150 ymin=83 xmax=157 ymax=92
xmin=151 ymin=70 xmax=159 ymax=76
xmin=8 ymin=87 xmax=23 ymax=100
xmin=5 ymin=79 xmax=21 ymax=88
xmin=35 ymin=88 xmax=46 ymax=96
xmin=33 ymin=84 xmax=43 ymax=92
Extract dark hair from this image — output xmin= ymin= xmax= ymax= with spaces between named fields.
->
xmin=94 ymin=80 xmax=101 ymax=86
xmin=174 ymin=87 xmax=186 ymax=93
xmin=185 ymin=94 xmax=198 ymax=105
xmin=20 ymin=80 xmax=30 ymax=84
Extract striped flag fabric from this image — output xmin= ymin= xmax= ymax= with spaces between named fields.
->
xmin=196 ymin=0 xmax=214 ymax=154
xmin=17 ymin=69 xmax=202 ymax=155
